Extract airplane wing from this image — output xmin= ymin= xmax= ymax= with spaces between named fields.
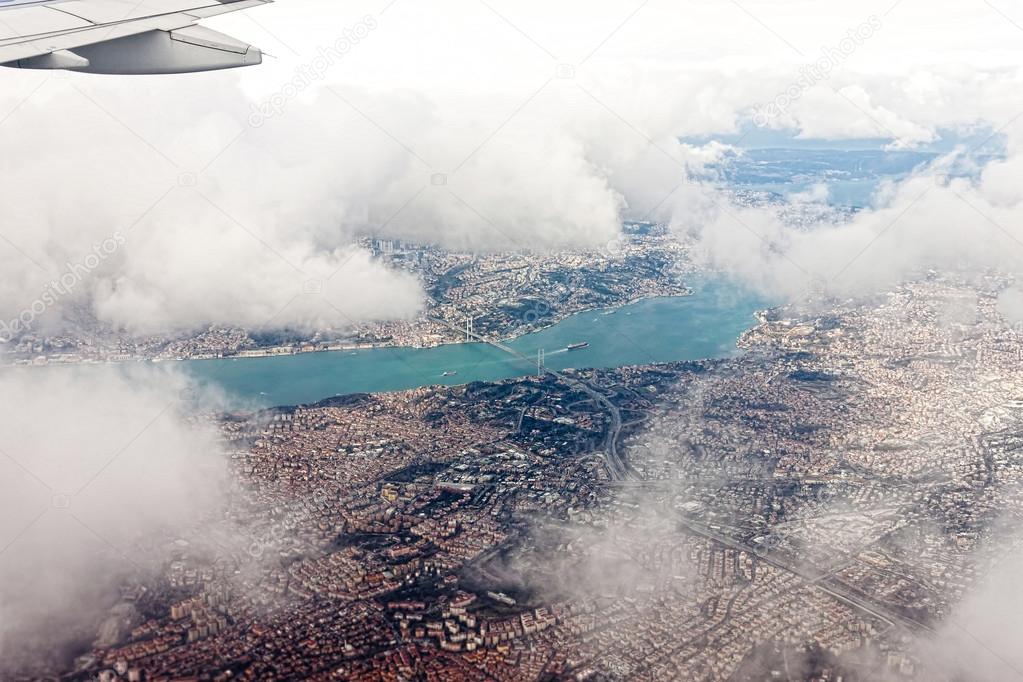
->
xmin=0 ymin=0 xmax=270 ymax=74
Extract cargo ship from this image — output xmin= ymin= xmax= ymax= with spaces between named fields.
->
xmin=566 ymin=342 xmax=589 ymax=351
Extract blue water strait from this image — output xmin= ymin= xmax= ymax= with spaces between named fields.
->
xmin=181 ymin=277 xmax=768 ymax=407
xmin=30 ymin=145 xmax=975 ymax=408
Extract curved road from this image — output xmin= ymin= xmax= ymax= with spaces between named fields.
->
xmin=429 ymin=315 xmax=633 ymax=480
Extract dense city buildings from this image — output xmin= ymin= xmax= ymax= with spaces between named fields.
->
xmin=48 ymin=271 xmax=1023 ymax=681
xmin=0 ymin=223 xmax=691 ymax=366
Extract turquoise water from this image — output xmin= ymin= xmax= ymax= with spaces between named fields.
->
xmin=181 ymin=277 xmax=767 ymax=407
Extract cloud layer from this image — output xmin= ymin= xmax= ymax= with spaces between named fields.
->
xmin=0 ymin=0 xmax=1022 ymax=337
xmin=0 ymin=367 xmax=227 ymax=674
xmin=675 ymin=150 xmax=1023 ymax=300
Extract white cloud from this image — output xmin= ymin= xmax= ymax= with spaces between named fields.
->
xmin=0 ymin=0 xmax=1021 ymax=335
xmin=920 ymin=542 xmax=1023 ymax=681
xmin=0 ymin=367 xmax=227 ymax=674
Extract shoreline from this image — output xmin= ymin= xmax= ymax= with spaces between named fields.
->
xmin=1 ymin=291 xmax=698 ymax=370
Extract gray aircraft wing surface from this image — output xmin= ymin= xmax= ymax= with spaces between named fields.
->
xmin=0 ymin=0 xmax=270 ymax=73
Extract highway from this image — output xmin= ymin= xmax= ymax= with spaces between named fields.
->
xmin=428 ymin=315 xmax=633 ymax=480
xmin=676 ymin=515 xmax=931 ymax=634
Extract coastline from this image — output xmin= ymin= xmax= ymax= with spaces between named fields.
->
xmin=1 ymin=290 xmax=698 ymax=369
xmin=2 ymin=279 xmax=769 ymax=408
